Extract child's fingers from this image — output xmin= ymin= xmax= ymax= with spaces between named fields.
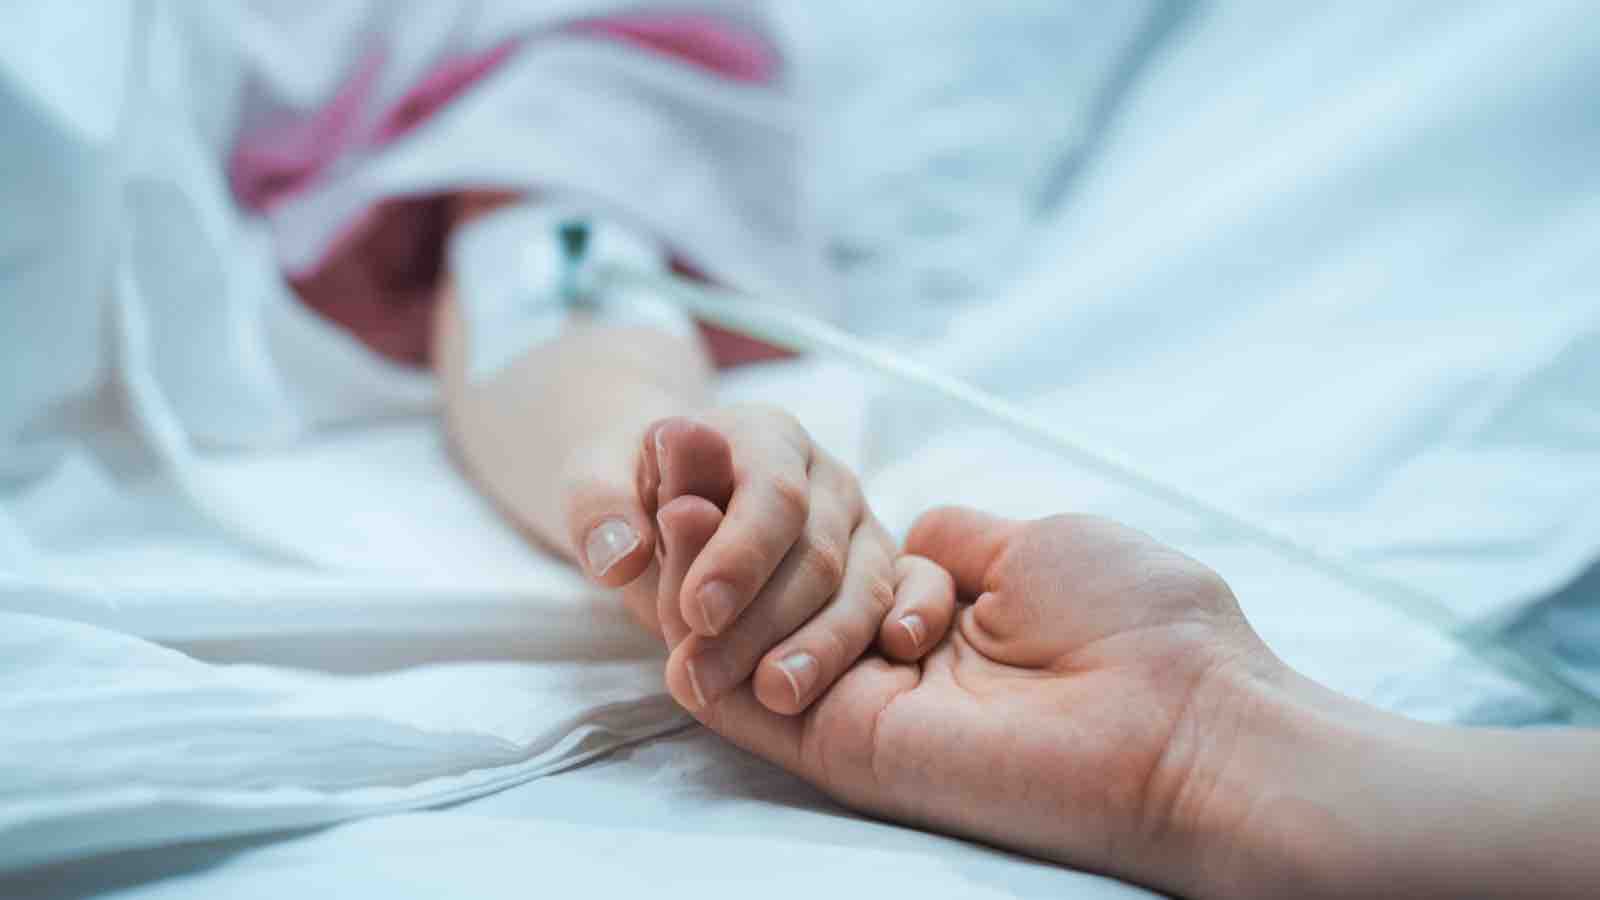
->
xmin=562 ymin=435 xmax=656 ymax=588
xmin=664 ymin=472 xmax=864 ymax=713
xmin=678 ymin=652 xmax=919 ymax=802
xmin=644 ymin=418 xmax=737 ymax=646
xmin=651 ymin=417 xmax=735 ymax=510
xmin=678 ymin=430 xmax=816 ymax=637
xmin=684 ymin=449 xmax=864 ymax=639
xmin=903 ymin=506 xmax=1018 ymax=600
xmin=877 ymin=555 xmax=956 ymax=662
xmin=655 ymin=495 xmax=723 ymax=649
xmin=748 ymin=520 xmax=898 ymax=716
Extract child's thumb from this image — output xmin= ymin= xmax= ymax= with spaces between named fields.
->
xmin=562 ymin=437 xmax=656 ymax=587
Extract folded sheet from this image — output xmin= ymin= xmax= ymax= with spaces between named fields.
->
xmin=0 ymin=613 xmax=685 ymax=873
xmin=0 ymin=359 xmax=866 ymax=873
xmin=7 ymin=814 xmax=1131 ymax=900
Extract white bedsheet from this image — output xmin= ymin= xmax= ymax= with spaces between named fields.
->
xmin=0 ymin=362 xmax=865 ymax=875
xmin=8 ymin=729 xmax=1155 ymax=900
xmin=4 ymin=2 xmax=1599 ymax=898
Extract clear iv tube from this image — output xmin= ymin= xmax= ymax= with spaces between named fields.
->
xmin=600 ymin=263 xmax=1600 ymax=725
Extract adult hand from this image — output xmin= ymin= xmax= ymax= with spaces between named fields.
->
xmin=668 ymin=502 xmax=1600 ymax=899
xmin=661 ymin=505 xmax=1281 ymax=897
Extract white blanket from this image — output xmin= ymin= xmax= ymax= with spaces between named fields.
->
xmin=0 ymin=361 xmax=865 ymax=874
xmin=3 ymin=1 xmax=1598 ymax=896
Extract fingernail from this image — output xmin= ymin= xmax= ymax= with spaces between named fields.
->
xmin=655 ymin=426 xmax=671 ymax=472
xmin=585 ymin=518 xmax=639 ymax=576
xmin=774 ymin=652 xmax=818 ymax=705
xmin=654 ymin=510 xmax=669 ymax=562
xmin=898 ymin=613 xmax=926 ymax=650
xmin=684 ymin=655 xmax=713 ymax=709
xmin=695 ymin=580 xmax=738 ymax=635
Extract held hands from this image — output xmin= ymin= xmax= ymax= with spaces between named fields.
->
xmin=567 ymin=447 xmax=1600 ymax=900
xmin=668 ymin=506 xmax=1288 ymax=897
xmin=563 ymin=405 xmax=956 ymax=715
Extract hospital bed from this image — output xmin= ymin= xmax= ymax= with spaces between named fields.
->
xmin=4 ymin=3 xmax=1598 ymax=897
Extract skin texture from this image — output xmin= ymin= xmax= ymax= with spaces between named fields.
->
xmin=433 ymin=193 xmax=954 ymax=715
xmin=683 ymin=506 xmax=1600 ymax=900
xmin=657 ymin=505 xmax=1265 ymax=894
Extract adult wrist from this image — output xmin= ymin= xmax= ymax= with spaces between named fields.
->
xmin=1152 ymin=650 xmax=1395 ymax=900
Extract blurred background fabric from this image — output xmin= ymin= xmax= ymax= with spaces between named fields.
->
xmin=777 ymin=1 xmax=1179 ymax=340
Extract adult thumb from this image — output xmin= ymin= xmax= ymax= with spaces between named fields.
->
xmin=903 ymin=506 xmax=1017 ymax=599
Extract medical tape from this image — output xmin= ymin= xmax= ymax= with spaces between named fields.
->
xmin=449 ymin=202 xmax=694 ymax=383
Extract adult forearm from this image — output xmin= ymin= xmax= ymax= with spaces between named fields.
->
xmin=433 ymin=286 xmax=711 ymax=558
xmin=1185 ymin=664 xmax=1600 ymax=899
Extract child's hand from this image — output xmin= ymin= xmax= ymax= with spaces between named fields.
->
xmin=649 ymin=408 xmax=955 ymax=715
xmin=561 ymin=405 xmax=955 ymax=714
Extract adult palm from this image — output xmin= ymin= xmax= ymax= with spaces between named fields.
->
xmin=658 ymin=503 xmax=1274 ymax=896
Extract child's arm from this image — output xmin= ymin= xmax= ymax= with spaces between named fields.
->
xmin=434 ymin=292 xmax=709 ymax=633
xmin=645 ymin=413 xmax=957 ymax=714
xmin=433 ymin=194 xmax=955 ymax=710
xmin=436 ymin=294 xmax=708 ymax=547
xmin=431 ymin=193 xmax=708 ymax=634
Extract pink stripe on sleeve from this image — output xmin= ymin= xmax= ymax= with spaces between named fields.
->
xmin=228 ymin=48 xmax=386 ymax=212
xmin=371 ymin=39 xmax=522 ymax=146
xmin=572 ymin=11 xmax=780 ymax=83
xmin=230 ymin=11 xmax=777 ymax=213
xmin=237 ymin=9 xmax=785 ymax=367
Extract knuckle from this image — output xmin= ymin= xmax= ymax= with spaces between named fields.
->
xmin=1169 ymin=556 xmax=1233 ymax=608
xmin=800 ymin=536 xmax=847 ymax=590
xmin=823 ymin=461 xmax=866 ymax=518
xmin=706 ymin=543 xmax=769 ymax=590
xmin=809 ymin=626 xmax=851 ymax=675
xmin=866 ymin=574 xmax=896 ymax=617
xmin=1197 ymin=566 xmax=1234 ymax=604
xmin=768 ymin=474 xmax=811 ymax=522
xmin=745 ymin=404 xmax=809 ymax=456
xmin=728 ymin=539 xmax=774 ymax=573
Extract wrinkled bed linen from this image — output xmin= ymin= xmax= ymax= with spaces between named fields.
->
xmin=0 ymin=362 xmax=865 ymax=873
xmin=3 ymin=0 xmax=1599 ymax=895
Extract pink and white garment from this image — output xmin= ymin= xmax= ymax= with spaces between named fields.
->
xmin=227 ymin=0 xmax=814 ymax=369
xmin=0 ymin=0 xmax=822 ymax=460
